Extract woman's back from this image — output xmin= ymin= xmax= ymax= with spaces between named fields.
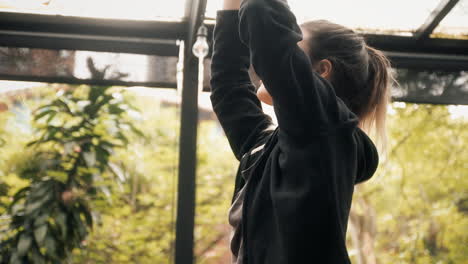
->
xmin=210 ymin=0 xmax=388 ymax=263
xmin=224 ymin=124 xmax=377 ymax=263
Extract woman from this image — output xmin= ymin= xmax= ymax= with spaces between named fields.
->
xmin=210 ymin=0 xmax=393 ymax=263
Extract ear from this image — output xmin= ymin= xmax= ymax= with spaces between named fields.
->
xmin=316 ymin=59 xmax=333 ymax=80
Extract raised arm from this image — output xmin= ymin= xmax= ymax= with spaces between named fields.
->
xmin=239 ymin=0 xmax=352 ymax=140
xmin=210 ymin=1 xmax=274 ymax=160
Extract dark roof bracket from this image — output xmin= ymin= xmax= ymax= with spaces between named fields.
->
xmin=414 ymin=0 xmax=460 ymax=40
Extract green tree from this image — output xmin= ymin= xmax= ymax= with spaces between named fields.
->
xmin=2 ymin=81 xmax=466 ymax=264
xmin=349 ymin=104 xmax=468 ymax=264
xmin=70 ymin=101 xmax=180 ymax=264
xmin=0 ymin=84 xmax=141 ymax=263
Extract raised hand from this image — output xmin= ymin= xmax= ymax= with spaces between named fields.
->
xmin=223 ymin=0 xmax=242 ymax=10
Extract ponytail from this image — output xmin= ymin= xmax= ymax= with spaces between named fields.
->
xmin=300 ymin=20 xmax=396 ymax=153
xmin=360 ymin=46 xmax=394 ymax=153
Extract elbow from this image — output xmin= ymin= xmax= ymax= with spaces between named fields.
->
xmin=238 ymin=0 xmax=268 ymax=41
xmin=239 ymin=0 xmax=265 ymax=14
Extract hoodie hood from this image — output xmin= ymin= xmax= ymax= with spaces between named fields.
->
xmin=355 ymin=128 xmax=379 ymax=184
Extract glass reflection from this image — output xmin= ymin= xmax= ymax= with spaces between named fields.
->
xmin=0 ymin=47 xmax=178 ymax=85
xmin=394 ymin=69 xmax=468 ymax=104
xmin=205 ymin=0 xmax=441 ymax=35
xmin=0 ymin=0 xmax=187 ymax=21
xmin=434 ymin=0 xmax=468 ymax=39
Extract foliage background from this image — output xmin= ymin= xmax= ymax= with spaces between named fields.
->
xmin=1 ymin=84 xmax=467 ymax=264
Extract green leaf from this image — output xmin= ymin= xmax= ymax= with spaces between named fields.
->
xmin=34 ymin=109 xmax=57 ymax=121
xmin=72 ymin=210 xmax=88 ymax=241
xmin=89 ymin=86 xmax=102 ymax=103
xmin=30 ymin=183 xmax=52 ymax=200
xmin=100 ymin=140 xmax=115 ymax=149
xmin=0 ymin=182 xmax=8 ymax=196
xmin=44 ymin=235 xmax=57 ymax=257
xmin=10 ymin=203 xmax=24 ymax=216
xmin=54 ymin=99 xmax=72 ymax=114
xmin=55 ymin=212 xmax=68 ymax=240
xmin=26 ymin=140 xmax=39 ymax=147
xmin=129 ymin=123 xmax=145 ymax=138
xmin=33 ymin=105 xmax=53 ymax=117
xmin=77 ymin=200 xmax=93 ymax=228
xmin=12 ymin=186 xmax=30 ymax=202
xmin=25 ymin=200 xmax=44 ymax=214
xmin=25 ymin=190 xmax=52 ymax=215
xmin=17 ymin=233 xmax=32 ymax=257
xmin=108 ymin=104 xmax=124 ymax=115
xmin=95 ymin=146 xmax=111 ymax=166
xmin=76 ymin=100 xmax=91 ymax=110
xmin=30 ymin=247 xmax=46 ymax=264
xmin=108 ymin=162 xmax=126 ymax=182
xmin=34 ymin=225 xmax=48 ymax=245
xmin=47 ymin=170 xmax=68 ymax=182
xmin=83 ymin=150 xmax=97 ymax=167
xmin=116 ymin=131 xmax=129 ymax=145
xmin=9 ymin=252 xmax=21 ymax=264
xmin=46 ymin=111 xmax=58 ymax=124
xmin=93 ymin=95 xmax=113 ymax=114
xmin=34 ymin=213 xmax=50 ymax=227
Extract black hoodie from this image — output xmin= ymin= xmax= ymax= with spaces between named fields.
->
xmin=210 ymin=1 xmax=379 ymax=263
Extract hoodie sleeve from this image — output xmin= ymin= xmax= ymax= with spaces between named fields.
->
xmin=239 ymin=0 xmax=353 ymax=141
xmin=210 ymin=10 xmax=274 ymax=160
xmin=355 ymin=128 xmax=379 ymax=184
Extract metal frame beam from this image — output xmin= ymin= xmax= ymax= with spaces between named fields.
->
xmin=2 ymin=11 xmax=467 ymax=58
xmin=174 ymin=0 xmax=207 ymax=263
xmin=0 ymin=30 xmax=179 ymax=56
xmin=363 ymin=34 xmax=468 ymax=56
xmin=0 ymin=11 xmax=184 ymax=56
xmin=394 ymin=97 xmax=468 ymax=106
xmin=0 ymin=74 xmax=177 ymax=89
xmin=0 ymin=12 xmax=186 ymax=39
xmin=384 ymin=52 xmax=468 ymax=71
xmin=204 ymin=24 xmax=468 ymax=57
xmin=414 ymin=0 xmax=460 ymax=40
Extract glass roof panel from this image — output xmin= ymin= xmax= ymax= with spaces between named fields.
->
xmin=0 ymin=0 xmax=187 ymax=21
xmin=0 ymin=47 xmax=178 ymax=86
xmin=206 ymin=0 xmax=441 ymax=35
xmin=433 ymin=0 xmax=468 ymax=39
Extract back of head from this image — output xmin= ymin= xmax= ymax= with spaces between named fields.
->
xmin=301 ymin=20 xmax=394 ymax=151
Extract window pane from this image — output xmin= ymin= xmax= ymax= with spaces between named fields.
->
xmin=434 ymin=0 xmax=468 ymax=39
xmin=201 ymin=59 xmax=468 ymax=105
xmin=205 ymin=0 xmax=441 ymax=35
xmin=192 ymin=97 xmax=468 ymax=263
xmin=194 ymin=91 xmax=236 ymax=263
xmin=0 ymin=47 xmax=178 ymax=87
xmin=352 ymin=102 xmax=468 ymax=264
xmin=0 ymin=0 xmax=187 ymax=21
xmin=0 ymin=81 xmax=180 ymax=262
xmin=394 ymin=69 xmax=468 ymax=104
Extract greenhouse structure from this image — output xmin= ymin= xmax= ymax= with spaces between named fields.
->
xmin=0 ymin=0 xmax=467 ymax=263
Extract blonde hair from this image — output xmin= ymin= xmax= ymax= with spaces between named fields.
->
xmin=358 ymin=46 xmax=394 ymax=153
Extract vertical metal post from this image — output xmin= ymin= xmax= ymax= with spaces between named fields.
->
xmin=175 ymin=50 xmax=199 ymax=264
xmin=174 ymin=0 xmax=207 ymax=263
